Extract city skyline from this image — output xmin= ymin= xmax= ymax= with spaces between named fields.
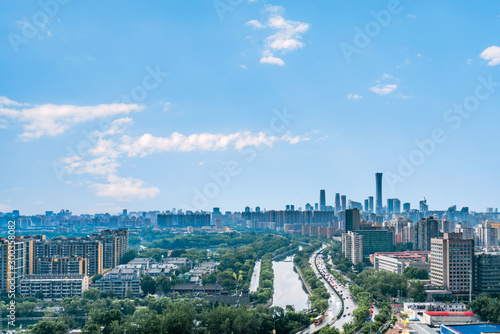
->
xmin=1 ymin=1 xmax=500 ymax=214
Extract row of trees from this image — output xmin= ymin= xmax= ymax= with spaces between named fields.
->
xmin=28 ymin=296 xmax=310 ymax=334
xmin=354 ymin=270 xmax=427 ymax=303
xmin=294 ymin=243 xmax=330 ymax=312
xmin=254 ymin=254 xmax=274 ymax=303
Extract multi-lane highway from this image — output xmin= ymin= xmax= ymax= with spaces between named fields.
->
xmin=300 ymin=244 xmax=380 ymax=334
xmin=301 ymin=245 xmax=358 ymax=333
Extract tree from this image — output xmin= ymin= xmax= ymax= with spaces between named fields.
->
xmin=403 ymin=267 xmax=429 ymax=280
xmin=120 ymin=249 xmax=138 ymax=264
xmin=29 ymin=320 xmax=68 ymax=334
xmin=319 ymin=326 xmax=341 ymax=334
xmin=140 ymin=275 xmax=157 ymax=295
xmin=83 ymin=288 xmax=100 ymax=300
xmin=126 ymin=287 xmax=134 ymax=298
xmin=35 ymin=291 xmax=44 ymax=299
xmin=91 ymin=274 xmax=103 ymax=284
xmin=87 ymin=308 xmax=123 ymax=334
xmin=408 ymin=280 xmax=427 ymax=302
xmin=82 ymin=323 xmax=101 ymax=334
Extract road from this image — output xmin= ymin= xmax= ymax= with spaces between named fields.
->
xmin=301 ymin=244 xmax=357 ymax=333
xmin=298 ymin=244 xmax=382 ymax=334
xmin=249 ymin=259 xmax=261 ymax=292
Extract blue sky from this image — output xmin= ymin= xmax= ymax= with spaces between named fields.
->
xmin=1 ymin=0 xmax=500 ymax=215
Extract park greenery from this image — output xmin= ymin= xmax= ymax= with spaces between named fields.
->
xmin=254 ymin=253 xmax=274 ymax=304
xmin=469 ymin=295 xmax=500 ymax=322
xmin=403 ymin=266 xmax=429 ymax=280
xmin=25 ymin=295 xmax=310 ymax=333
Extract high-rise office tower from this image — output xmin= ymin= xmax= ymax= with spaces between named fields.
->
xmin=375 ymin=173 xmax=383 ymax=214
xmin=364 ymin=199 xmax=369 ymax=212
xmin=387 ymin=199 xmax=395 ymax=214
xmin=315 ymin=203 xmax=318 ymax=211
xmin=345 ymin=208 xmax=361 ymax=232
xmin=341 ymin=195 xmax=347 ymax=211
xmin=430 ymin=233 xmax=473 ymax=293
xmin=403 ymin=202 xmax=411 ymax=212
xmin=393 ymin=199 xmax=401 ymax=213
xmin=335 ymin=193 xmax=341 ymax=212
xmin=414 ymin=217 xmax=440 ymax=251
xmin=419 ymin=199 xmax=429 ymax=213
xmin=368 ymin=196 xmax=374 ymax=213
xmin=320 ymin=190 xmax=326 ymax=211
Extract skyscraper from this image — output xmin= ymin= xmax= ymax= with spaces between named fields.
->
xmin=375 ymin=173 xmax=383 ymax=214
xmin=335 ymin=193 xmax=341 ymax=212
xmin=403 ymin=202 xmax=411 ymax=212
xmin=341 ymin=195 xmax=347 ymax=211
xmin=368 ymin=196 xmax=374 ymax=213
xmin=393 ymin=199 xmax=401 ymax=213
xmin=387 ymin=199 xmax=395 ymax=214
xmin=414 ymin=217 xmax=440 ymax=251
xmin=345 ymin=208 xmax=360 ymax=232
xmin=320 ymin=190 xmax=326 ymax=211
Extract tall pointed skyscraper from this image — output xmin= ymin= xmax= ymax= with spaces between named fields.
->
xmin=320 ymin=190 xmax=326 ymax=211
xmin=375 ymin=172 xmax=383 ymax=214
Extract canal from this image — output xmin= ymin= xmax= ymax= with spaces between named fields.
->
xmin=271 ymin=254 xmax=309 ymax=311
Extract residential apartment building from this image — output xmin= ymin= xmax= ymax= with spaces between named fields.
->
xmin=0 ymin=236 xmax=35 ymax=294
xmin=36 ymin=256 xmax=87 ymax=276
xmin=94 ymin=273 xmax=141 ymax=297
xmin=20 ymin=274 xmax=89 ymax=299
xmin=342 ymin=231 xmax=363 ymax=264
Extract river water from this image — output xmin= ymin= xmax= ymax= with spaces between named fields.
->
xmin=271 ymin=255 xmax=309 ymax=311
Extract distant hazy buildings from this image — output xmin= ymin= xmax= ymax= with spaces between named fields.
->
xmin=414 ymin=217 xmax=440 ymax=251
xmin=158 ymin=212 xmax=211 ymax=228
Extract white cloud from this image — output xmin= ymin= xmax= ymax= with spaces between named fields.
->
xmin=240 ymin=65 xmax=247 ymax=70
xmin=369 ymin=84 xmax=398 ymax=96
xmin=480 ymin=46 xmax=500 ymax=66
xmin=466 ymin=58 xmax=472 ymax=65
xmin=59 ymin=116 xmax=311 ymax=200
xmin=248 ymin=4 xmax=310 ymax=66
xmin=407 ymin=14 xmax=416 ymax=19
xmin=0 ymin=96 xmax=143 ymax=140
xmin=347 ymin=93 xmax=362 ymax=100
xmin=160 ymin=101 xmax=173 ymax=112
xmin=246 ymin=19 xmax=265 ymax=29
xmin=260 ymin=56 xmax=285 ymax=66
xmin=0 ymin=203 xmax=9 ymax=212
xmin=119 ymin=131 xmax=309 ymax=157
xmin=91 ymin=175 xmax=160 ymax=201
xmin=199 ymin=161 xmax=206 ymax=166
xmin=381 ymin=73 xmax=393 ymax=80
